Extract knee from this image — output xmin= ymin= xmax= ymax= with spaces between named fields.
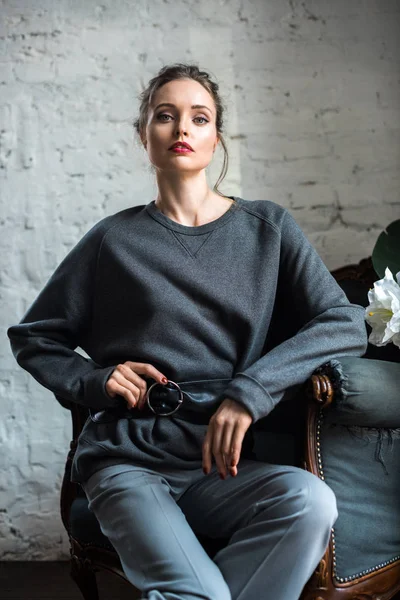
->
xmin=175 ymin=560 xmax=231 ymax=600
xmin=201 ymin=575 xmax=231 ymax=600
xmin=147 ymin=582 xmax=231 ymax=600
xmin=300 ymin=471 xmax=338 ymax=532
xmin=256 ymin=468 xmax=338 ymax=532
xmin=144 ymin=564 xmax=231 ymax=600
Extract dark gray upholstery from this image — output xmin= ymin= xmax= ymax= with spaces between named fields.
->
xmin=319 ymin=357 xmax=400 ymax=428
xmin=320 ymin=414 xmax=400 ymax=580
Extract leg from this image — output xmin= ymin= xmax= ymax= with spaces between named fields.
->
xmin=177 ymin=460 xmax=338 ymax=600
xmin=82 ymin=464 xmax=231 ymax=600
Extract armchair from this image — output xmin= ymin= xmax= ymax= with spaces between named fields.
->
xmin=60 ymin=257 xmax=400 ymax=600
xmin=300 ymin=257 xmax=400 ymax=600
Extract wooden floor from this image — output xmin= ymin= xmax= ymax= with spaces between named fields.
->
xmin=0 ymin=561 xmax=138 ymax=600
xmin=2 ymin=561 xmax=400 ymax=600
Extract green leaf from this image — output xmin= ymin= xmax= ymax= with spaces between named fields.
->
xmin=372 ymin=219 xmax=400 ymax=279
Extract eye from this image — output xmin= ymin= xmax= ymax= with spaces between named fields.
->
xmin=156 ymin=113 xmax=209 ymax=124
xmin=157 ymin=113 xmax=173 ymax=121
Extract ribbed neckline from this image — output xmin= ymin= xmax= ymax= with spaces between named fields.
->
xmin=145 ymin=196 xmax=243 ymax=235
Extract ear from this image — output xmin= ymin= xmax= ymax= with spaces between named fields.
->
xmin=140 ymin=134 xmax=147 ymax=150
xmin=213 ymin=136 xmax=220 ymax=153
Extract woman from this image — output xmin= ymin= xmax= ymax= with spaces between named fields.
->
xmin=8 ymin=63 xmax=367 ymax=600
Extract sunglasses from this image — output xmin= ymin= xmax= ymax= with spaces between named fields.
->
xmin=145 ymin=379 xmax=184 ymax=416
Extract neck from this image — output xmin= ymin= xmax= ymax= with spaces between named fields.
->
xmin=154 ymin=171 xmax=232 ymax=227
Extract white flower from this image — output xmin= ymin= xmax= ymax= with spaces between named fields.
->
xmin=365 ymin=267 xmax=400 ymax=348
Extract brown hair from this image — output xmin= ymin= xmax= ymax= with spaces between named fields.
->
xmin=133 ymin=63 xmax=229 ymax=197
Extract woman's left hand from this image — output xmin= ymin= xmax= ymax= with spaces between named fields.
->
xmin=202 ymin=398 xmax=253 ymax=480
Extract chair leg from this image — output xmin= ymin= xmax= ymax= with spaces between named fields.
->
xmin=70 ymin=554 xmax=99 ymax=600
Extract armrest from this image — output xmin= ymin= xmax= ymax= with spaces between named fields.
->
xmin=310 ymin=356 xmax=400 ymax=428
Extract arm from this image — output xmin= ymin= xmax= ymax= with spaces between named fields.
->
xmin=7 ymin=218 xmax=119 ymax=410
xmin=222 ymin=210 xmax=368 ymax=423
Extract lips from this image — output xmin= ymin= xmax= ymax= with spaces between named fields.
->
xmin=169 ymin=142 xmax=194 ymax=151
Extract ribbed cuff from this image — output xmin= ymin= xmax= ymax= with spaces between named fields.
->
xmin=222 ymin=374 xmax=275 ymax=423
xmin=83 ymin=366 xmax=120 ymax=409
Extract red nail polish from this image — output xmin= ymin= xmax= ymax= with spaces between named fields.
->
xmin=162 ymin=377 xmax=168 ymax=383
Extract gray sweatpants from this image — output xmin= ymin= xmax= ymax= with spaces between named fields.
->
xmin=82 ymin=459 xmax=337 ymax=600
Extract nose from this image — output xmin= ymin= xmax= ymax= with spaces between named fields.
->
xmin=175 ymin=119 xmax=188 ymax=137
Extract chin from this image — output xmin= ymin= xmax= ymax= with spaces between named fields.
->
xmin=154 ymin=159 xmax=211 ymax=174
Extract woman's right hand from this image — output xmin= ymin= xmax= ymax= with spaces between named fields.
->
xmin=105 ymin=361 xmax=168 ymax=410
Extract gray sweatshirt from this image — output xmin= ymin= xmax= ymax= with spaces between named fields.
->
xmin=7 ymin=197 xmax=368 ymax=483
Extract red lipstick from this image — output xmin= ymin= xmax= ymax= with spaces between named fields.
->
xmin=169 ymin=141 xmax=194 ymax=152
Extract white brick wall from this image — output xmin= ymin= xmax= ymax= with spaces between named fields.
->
xmin=1 ymin=0 xmax=399 ymax=559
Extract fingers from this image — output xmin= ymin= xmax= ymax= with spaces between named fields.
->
xmin=202 ymin=399 xmax=252 ymax=479
xmin=202 ymin=419 xmax=243 ymax=479
xmin=212 ymin=418 xmax=230 ymax=479
xmin=227 ymin=426 xmax=243 ymax=477
xmin=124 ymin=361 xmax=168 ymax=385
xmin=105 ymin=365 xmax=144 ymax=408
xmin=106 ymin=380 xmax=140 ymax=409
xmin=105 ymin=362 xmax=168 ymax=409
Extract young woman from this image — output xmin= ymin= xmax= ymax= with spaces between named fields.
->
xmin=8 ymin=63 xmax=367 ymax=600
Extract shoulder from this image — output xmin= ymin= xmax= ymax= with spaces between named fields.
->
xmin=61 ymin=205 xmax=146 ymax=265
xmin=81 ymin=204 xmax=146 ymax=243
xmin=235 ymin=198 xmax=292 ymax=234
xmin=236 ymin=197 xmax=312 ymax=252
xmin=88 ymin=204 xmax=145 ymax=236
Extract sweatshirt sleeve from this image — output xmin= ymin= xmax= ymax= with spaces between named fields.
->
xmin=222 ymin=210 xmax=368 ymax=423
xmin=7 ymin=218 xmax=120 ymax=410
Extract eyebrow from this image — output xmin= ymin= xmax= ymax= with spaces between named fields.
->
xmin=154 ymin=102 xmax=213 ymax=114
